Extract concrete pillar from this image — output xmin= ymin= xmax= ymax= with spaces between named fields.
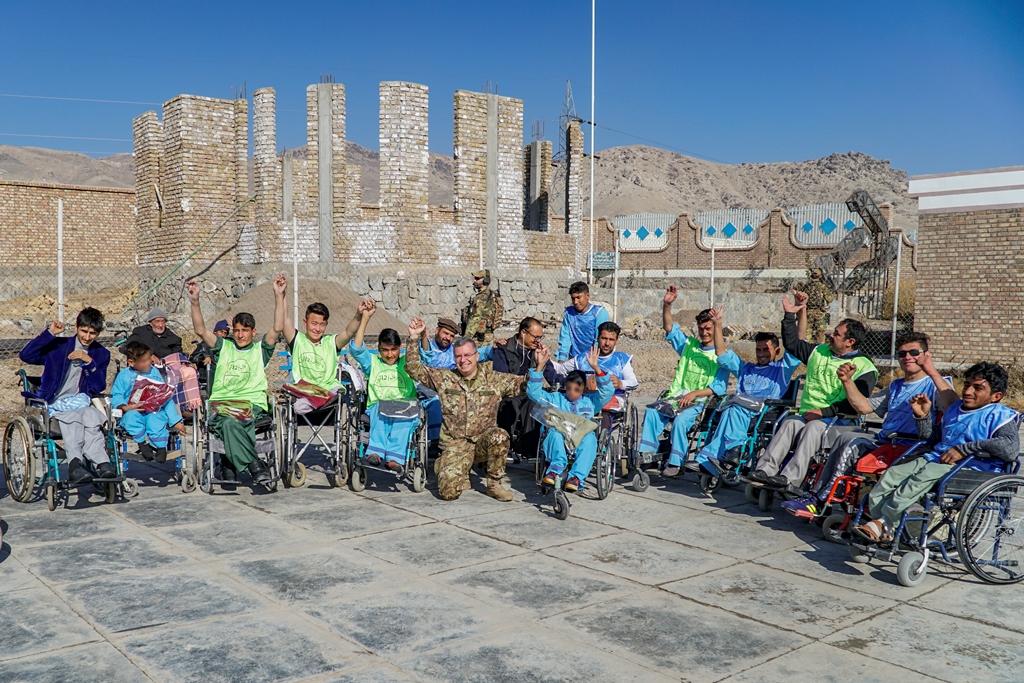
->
xmin=380 ymin=81 xmax=429 ymax=262
xmin=253 ymin=88 xmax=277 ymax=261
xmin=566 ymin=119 xmax=585 ymax=273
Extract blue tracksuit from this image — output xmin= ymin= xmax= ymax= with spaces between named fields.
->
xmin=111 ymin=366 xmax=182 ymax=448
xmin=556 ymin=304 xmax=609 ymax=360
xmin=527 ymin=368 xmax=615 ymax=487
xmin=695 ymin=351 xmax=801 ymax=470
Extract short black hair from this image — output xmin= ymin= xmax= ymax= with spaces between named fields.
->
xmin=695 ymin=309 xmax=713 ymax=325
xmin=896 ymin=331 xmax=930 ymax=352
xmin=754 ymin=331 xmax=780 ymax=347
xmin=378 ymin=328 xmax=402 ymax=347
xmin=518 ymin=317 xmax=542 ymax=333
xmin=565 ymin=370 xmax=588 ymax=389
xmin=305 ymin=302 xmax=330 ymax=321
xmin=964 ymin=362 xmax=1009 ymax=396
xmin=598 ymin=321 xmax=621 ymax=337
xmin=76 ymin=307 xmax=104 ymax=333
xmin=124 ymin=341 xmax=151 ymax=362
xmin=232 ymin=312 xmax=256 ymax=329
xmin=569 ymin=281 xmax=589 ymax=296
xmin=838 ymin=318 xmax=867 ymax=349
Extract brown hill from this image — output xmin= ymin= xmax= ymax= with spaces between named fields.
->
xmin=0 ymin=145 xmax=134 ymax=188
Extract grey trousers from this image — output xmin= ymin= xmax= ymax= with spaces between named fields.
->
xmin=756 ymin=416 xmax=856 ymax=485
xmin=52 ymin=405 xmax=108 ymax=466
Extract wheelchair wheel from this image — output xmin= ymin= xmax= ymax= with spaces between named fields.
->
xmin=46 ymin=481 xmax=57 ymax=511
xmin=123 ymin=478 xmax=139 ymax=498
xmin=328 ymin=459 xmax=348 ymax=488
xmin=595 ymin=440 xmax=614 ymax=501
xmin=956 ymin=475 xmax=1024 ymax=584
xmin=181 ymin=472 xmax=197 ymax=493
xmin=288 ymin=462 xmax=307 ymax=488
xmin=3 ymin=417 xmax=35 ymax=503
xmin=897 ymin=551 xmax=927 ymax=587
xmin=553 ymin=489 xmax=570 ymax=520
xmin=848 ymin=544 xmax=871 ymax=564
xmin=721 ymin=471 xmax=741 ymax=488
xmin=105 ymin=482 xmax=117 ymax=504
xmin=350 ymin=465 xmax=367 ymax=492
xmin=822 ymin=513 xmax=849 ymax=544
xmin=745 ymin=484 xmax=759 ymax=505
xmin=199 ymin=468 xmax=213 ymax=494
xmin=758 ymin=487 xmax=775 ymax=512
xmin=631 ymin=470 xmax=650 ymax=493
xmin=699 ymin=473 xmax=720 ymax=494
xmin=412 ymin=465 xmax=427 ymax=493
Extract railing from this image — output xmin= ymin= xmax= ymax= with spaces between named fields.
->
xmin=788 ymin=202 xmax=864 ymax=247
xmin=694 ymin=208 xmax=767 ymax=249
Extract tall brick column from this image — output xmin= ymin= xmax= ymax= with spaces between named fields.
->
xmin=133 ymin=111 xmax=165 ymax=265
xmin=565 ymin=120 xmax=585 ymax=274
xmin=380 ymin=81 xmax=430 ymax=263
xmin=306 ymin=83 xmax=346 ymax=262
xmin=253 ymin=88 xmax=278 ymax=261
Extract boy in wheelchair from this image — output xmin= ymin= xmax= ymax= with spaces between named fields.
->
xmin=530 ymin=345 xmax=615 ymax=492
xmin=348 ymin=300 xmax=420 ymax=472
xmin=854 ymin=362 xmax=1019 ymax=544
xmin=111 ymin=341 xmax=185 ymax=463
xmin=19 ymin=308 xmax=112 ymax=484
xmin=187 ymin=280 xmax=280 ymax=488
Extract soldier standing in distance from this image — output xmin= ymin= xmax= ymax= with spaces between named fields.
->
xmin=800 ymin=268 xmax=834 ymax=344
xmin=462 ymin=269 xmax=503 ymax=345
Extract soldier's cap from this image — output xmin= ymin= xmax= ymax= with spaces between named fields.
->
xmin=437 ymin=318 xmax=460 ymax=334
xmin=472 ymin=269 xmax=490 ymax=279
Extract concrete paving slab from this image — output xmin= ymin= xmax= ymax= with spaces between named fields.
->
xmin=644 ymin=508 xmax=808 ymax=561
xmin=0 ymin=587 xmax=100 ymax=661
xmin=448 ymin=505 xmax=614 ymax=549
xmin=304 ymin=577 xmax=525 ymax=657
xmin=348 ymin=522 xmax=526 ymax=575
xmin=107 ymin=494 xmax=240 ymax=528
xmin=159 ymin=513 xmax=321 ymax=559
xmin=120 ymin=611 xmax=362 ymax=683
xmin=0 ymin=506 xmax=123 ymax=547
xmin=360 ymin=482 xmax=534 ymax=521
xmin=280 ymin=498 xmax=430 ymax=540
xmin=755 ymin=538 xmax=949 ymax=600
xmin=663 ymin=564 xmax=896 ymax=637
xmin=543 ymin=531 xmax=733 ymax=586
xmin=542 ymin=590 xmax=809 ymax=683
xmin=227 ymin=485 xmax=363 ymax=514
xmin=433 ymin=552 xmax=643 ymax=619
xmin=393 ymin=625 xmax=677 ymax=683
xmin=909 ymin=579 xmax=1024 ymax=635
xmin=16 ymin=534 xmax=189 ymax=584
xmin=56 ymin=567 xmax=259 ymax=634
xmin=825 ymin=604 xmax=1024 ymax=683
xmin=0 ymin=642 xmax=150 ymax=683
xmin=319 ymin=656 xmax=422 ymax=682
xmin=229 ymin=547 xmax=416 ymax=603
xmin=542 ymin=490 xmax=682 ymax=530
xmin=719 ymin=641 xmax=944 ymax=683
xmin=0 ymin=555 xmax=44 ymax=593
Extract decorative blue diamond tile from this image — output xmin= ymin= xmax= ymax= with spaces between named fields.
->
xmin=622 ymin=229 xmax=631 ymax=239
xmin=637 ymin=226 xmax=650 ymax=241
xmin=654 ymin=228 xmax=663 ymax=238
xmin=820 ymin=218 xmax=837 ymax=235
xmin=743 ymin=224 xmax=754 ymax=235
xmin=802 ymin=221 xmax=814 ymax=233
xmin=722 ymin=222 xmax=737 ymax=238
xmin=706 ymin=227 xmax=716 ymax=236
xmin=844 ymin=220 xmax=856 ymax=231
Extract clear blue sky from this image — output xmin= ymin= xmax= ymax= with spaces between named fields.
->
xmin=2 ymin=0 xmax=1021 ymax=175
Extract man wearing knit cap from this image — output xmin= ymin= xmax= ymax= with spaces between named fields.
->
xmin=416 ymin=317 xmax=493 ymax=370
xmin=123 ymin=306 xmax=183 ymax=362
xmin=461 ymin=270 xmax=503 ymax=345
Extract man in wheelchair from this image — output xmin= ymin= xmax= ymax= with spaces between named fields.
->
xmin=543 ymin=321 xmax=637 ymax=411
xmin=530 ymin=345 xmax=615 ymax=492
xmin=854 ymin=362 xmax=1019 ymax=544
xmin=19 ymin=308 xmax=112 ymax=485
xmin=187 ymin=280 xmax=280 ymax=488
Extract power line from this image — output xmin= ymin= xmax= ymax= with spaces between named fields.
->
xmin=0 ymin=93 xmax=160 ymax=106
xmin=0 ymin=133 xmax=132 ymax=142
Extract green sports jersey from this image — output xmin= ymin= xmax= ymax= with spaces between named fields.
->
xmin=209 ymin=338 xmax=275 ymax=409
xmin=800 ymin=345 xmax=876 ymax=413
xmin=367 ymin=354 xmax=417 ymax=406
xmin=291 ymin=333 xmax=340 ymax=390
xmin=667 ymin=336 xmax=719 ymax=398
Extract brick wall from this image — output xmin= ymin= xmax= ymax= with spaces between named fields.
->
xmin=0 ymin=180 xmax=135 ymax=267
xmin=916 ymin=207 xmax=1024 ymax=362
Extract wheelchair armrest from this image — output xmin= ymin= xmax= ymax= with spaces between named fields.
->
xmin=763 ymin=399 xmax=794 ymax=407
xmin=883 ymin=432 xmax=924 ymax=442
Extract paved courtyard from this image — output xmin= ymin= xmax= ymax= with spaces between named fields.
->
xmin=2 ymin=447 xmax=1022 ymax=683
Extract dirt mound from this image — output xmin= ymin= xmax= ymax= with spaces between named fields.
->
xmin=212 ymin=280 xmax=406 ymax=337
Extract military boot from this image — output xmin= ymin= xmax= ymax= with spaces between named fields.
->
xmin=486 ymin=476 xmax=513 ymax=502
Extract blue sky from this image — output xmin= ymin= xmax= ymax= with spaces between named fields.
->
xmin=1 ymin=0 xmax=1021 ymax=175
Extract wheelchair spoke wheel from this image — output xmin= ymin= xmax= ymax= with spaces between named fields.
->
xmin=956 ymin=475 xmax=1024 ymax=584
xmin=3 ymin=417 xmax=35 ymax=503
xmin=897 ymin=551 xmax=928 ymax=587
xmin=553 ymin=489 xmax=570 ymax=520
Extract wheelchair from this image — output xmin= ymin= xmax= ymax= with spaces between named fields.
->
xmin=628 ymin=393 xmax=721 ymax=493
xmin=195 ymin=391 xmax=281 ymax=494
xmin=340 ymin=384 xmax=429 ymax=494
xmin=3 ymin=370 xmax=137 ymax=510
xmin=848 ymin=455 xmax=1024 ymax=587
xmin=277 ymin=363 xmax=348 ymax=490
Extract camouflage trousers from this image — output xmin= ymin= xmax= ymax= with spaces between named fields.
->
xmin=436 ymin=427 xmax=509 ymax=500
xmin=472 ymin=332 xmax=495 ymax=346
xmin=807 ymin=312 xmax=828 ymax=344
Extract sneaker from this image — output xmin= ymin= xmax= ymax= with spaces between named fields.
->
xmin=661 ymin=465 xmax=681 ymax=477
xmin=719 ymin=447 xmax=741 ymax=468
xmin=564 ymin=476 xmax=581 ymax=492
xmin=541 ymin=470 xmax=558 ymax=487
xmin=748 ymin=469 xmax=769 ymax=484
xmin=67 ymin=459 xmax=93 ymax=485
xmin=766 ymin=474 xmax=788 ymax=488
xmin=95 ymin=462 xmax=116 ymax=479
xmin=247 ymin=460 xmax=273 ymax=487
xmin=385 ymin=460 xmax=403 ymax=473
xmin=366 ymin=453 xmax=382 ymax=466
xmin=781 ymin=494 xmax=821 ymax=519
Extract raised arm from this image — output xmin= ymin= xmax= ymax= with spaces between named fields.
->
xmin=710 ymin=305 xmax=725 ymax=356
xmin=662 ymin=286 xmax=678 ymax=334
xmin=335 ymin=300 xmax=369 ymax=351
xmin=353 ymin=299 xmax=375 ymax=349
xmin=781 ymin=291 xmax=816 ymax=363
xmin=272 ymin=273 xmax=293 ymax=346
xmin=836 ymin=362 xmax=875 ymax=415
xmin=586 ymin=345 xmax=616 ymax=407
xmin=404 ymin=318 xmax=439 ymax=390
xmin=186 ymin=281 xmax=217 ymax=347
xmin=917 ymin=351 xmax=959 ymax=411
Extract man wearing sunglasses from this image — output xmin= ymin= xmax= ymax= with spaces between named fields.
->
xmin=782 ymin=332 xmax=947 ymax=518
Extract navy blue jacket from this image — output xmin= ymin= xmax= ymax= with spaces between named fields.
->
xmin=19 ymin=330 xmax=111 ymax=403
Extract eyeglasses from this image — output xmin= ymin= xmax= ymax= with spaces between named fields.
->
xmin=524 ymin=330 xmax=543 ymax=340
xmin=897 ymin=349 xmax=923 ymax=358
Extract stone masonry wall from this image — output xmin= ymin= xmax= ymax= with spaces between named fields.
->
xmin=379 ymin=82 xmax=430 ymax=262
xmin=133 ymin=111 xmax=164 ymax=264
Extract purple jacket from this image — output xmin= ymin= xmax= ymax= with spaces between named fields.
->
xmin=19 ymin=330 xmax=110 ymax=403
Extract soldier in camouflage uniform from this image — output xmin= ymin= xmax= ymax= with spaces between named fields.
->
xmin=462 ymin=269 xmax=503 ymax=345
xmin=800 ymin=268 xmax=834 ymax=343
xmin=405 ymin=317 xmax=526 ymax=501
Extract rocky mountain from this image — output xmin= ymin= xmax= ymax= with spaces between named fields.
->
xmin=0 ymin=143 xmax=915 ymax=228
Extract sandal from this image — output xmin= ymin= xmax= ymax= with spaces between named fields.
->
xmin=853 ymin=519 xmax=892 ymax=543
